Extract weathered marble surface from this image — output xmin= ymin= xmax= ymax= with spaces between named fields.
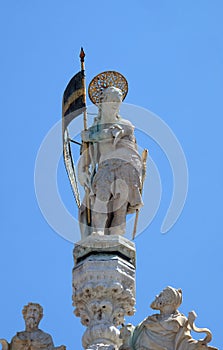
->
xmin=73 ymin=233 xmax=136 ymax=266
xmin=73 ymin=234 xmax=136 ymax=350
xmin=78 ymin=86 xmax=143 ymax=238
xmin=0 ymin=303 xmax=66 ymax=350
xmin=120 ymin=286 xmax=218 ymax=350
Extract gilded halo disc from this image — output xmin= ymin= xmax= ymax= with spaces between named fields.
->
xmin=88 ymin=71 xmax=128 ymax=105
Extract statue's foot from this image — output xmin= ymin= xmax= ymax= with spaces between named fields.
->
xmin=108 ymin=227 xmax=125 ymax=236
xmin=92 ymin=230 xmax=104 ymax=236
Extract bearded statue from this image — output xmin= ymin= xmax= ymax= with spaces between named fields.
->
xmin=0 ymin=302 xmax=66 ymax=350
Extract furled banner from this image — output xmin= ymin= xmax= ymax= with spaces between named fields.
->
xmin=62 ymin=70 xmax=86 ymax=208
xmin=62 ymin=70 xmax=86 ymax=131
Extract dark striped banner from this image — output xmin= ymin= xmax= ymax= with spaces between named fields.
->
xmin=62 ymin=70 xmax=86 ymax=131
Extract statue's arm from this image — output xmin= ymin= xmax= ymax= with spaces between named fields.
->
xmin=78 ymin=150 xmax=92 ymax=188
xmin=144 ymin=314 xmax=185 ymax=332
xmin=81 ymin=128 xmax=113 ymax=142
xmin=187 ymin=311 xmax=217 ymax=349
xmin=81 ymin=122 xmax=134 ymax=143
xmin=161 ymin=318 xmax=181 ymax=332
xmin=0 ymin=339 xmax=9 ymax=350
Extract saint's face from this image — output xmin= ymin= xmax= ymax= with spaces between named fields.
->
xmin=150 ymin=291 xmax=165 ymax=310
xmin=25 ymin=305 xmax=40 ymax=329
xmin=101 ymin=88 xmax=122 ymax=120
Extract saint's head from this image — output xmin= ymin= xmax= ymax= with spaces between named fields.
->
xmin=22 ymin=302 xmax=43 ymax=331
xmin=99 ymin=87 xmax=123 ymax=121
xmin=150 ymin=286 xmax=182 ymax=313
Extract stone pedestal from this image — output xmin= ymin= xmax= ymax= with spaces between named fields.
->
xmin=72 ymin=234 xmax=136 ymax=350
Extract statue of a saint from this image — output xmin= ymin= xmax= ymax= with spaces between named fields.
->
xmin=0 ymin=303 xmax=66 ymax=350
xmin=120 ymin=286 xmax=218 ymax=350
xmin=62 ymin=52 xmax=147 ymax=239
xmin=78 ymin=86 xmax=143 ymax=237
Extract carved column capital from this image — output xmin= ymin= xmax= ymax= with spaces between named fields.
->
xmin=72 ymin=235 xmax=136 ymax=350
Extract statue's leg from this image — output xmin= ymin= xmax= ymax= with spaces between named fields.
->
xmin=109 ymin=202 xmax=128 ymax=235
xmin=92 ymin=212 xmax=108 ymax=235
xmin=92 ymin=194 xmax=111 ymax=235
xmin=91 ymin=170 xmax=113 ymax=235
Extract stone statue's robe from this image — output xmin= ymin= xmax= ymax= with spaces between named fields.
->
xmin=10 ymin=329 xmax=54 ymax=350
xmin=78 ymin=118 xmax=143 ymax=237
xmin=132 ymin=312 xmax=200 ymax=350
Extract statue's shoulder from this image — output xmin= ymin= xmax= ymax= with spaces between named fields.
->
xmin=37 ymin=329 xmax=54 ymax=343
xmin=171 ymin=311 xmax=187 ymax=327
xmin=139 ymin=313 xmax=159 ymax=325
xmin=131 ymin=314 xmax=157 ymax=339
xmin=11 ymin=329 xmax=53 ymax=343
xmin=10 ymin=332 xmax=29 ymax=350
xmin=118 ymin=117 xmax=134 ymax=127
xmin=11 ymin=331 xmax=26 ymax=341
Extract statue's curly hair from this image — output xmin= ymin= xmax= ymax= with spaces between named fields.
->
xmin=22 ymin=303 xmax=43 ymax=323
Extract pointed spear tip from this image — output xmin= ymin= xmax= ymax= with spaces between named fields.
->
xmin=80 ymin=47 xmax=85 ymax=62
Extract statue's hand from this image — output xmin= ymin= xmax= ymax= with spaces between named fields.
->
xmin=109 ymin=125 xmax=124 ymax=145
xmin=110 ymin=124 xmax=123 ymax=134
xmin=78 ymin=171 xmax=91 ymax=189
xmin=81 ymin=130 xmax=90 ymax=142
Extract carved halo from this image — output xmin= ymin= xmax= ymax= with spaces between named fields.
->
xmin=88 ymin=71 xmax=128 ymax=105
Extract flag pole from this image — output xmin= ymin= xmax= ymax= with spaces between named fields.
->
xmin=80 ymin=47 xmax=91 ymax=225
xmin=80 ymin=48 xmax=88 ymax=130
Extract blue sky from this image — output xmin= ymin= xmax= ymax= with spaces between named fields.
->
xmin=0 ymin=1 xmax=222 ymax=349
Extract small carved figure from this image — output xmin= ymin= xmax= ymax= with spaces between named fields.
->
xmin=78 ymin=86 xmax=143 ymax=237
xmin=120 ymin=286 xmax=218 ymax=350
xmin=0 ymin=302 xmax=66 ymax=350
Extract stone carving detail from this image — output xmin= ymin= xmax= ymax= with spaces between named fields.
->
xmin=72 ymin=235 xmax=136 ymax=350
xmin=119 ymin=286 xmax=218 ymax=350
xmin=0 ymin=303 xmax=66 ymax=350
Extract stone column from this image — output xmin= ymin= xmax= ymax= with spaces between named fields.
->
xmin=72 ymin=234 xmax=136 ymax=350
